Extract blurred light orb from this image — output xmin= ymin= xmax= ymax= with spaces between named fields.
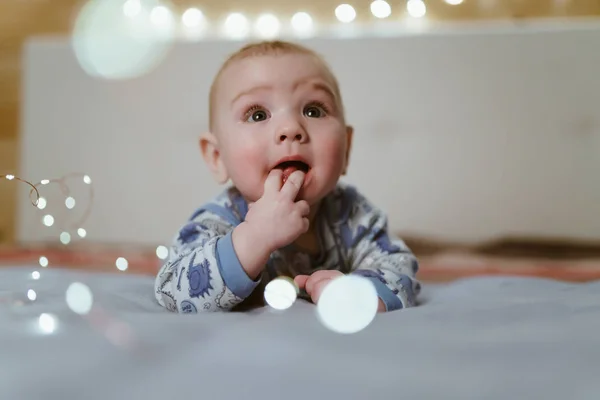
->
xmin=77 ymin=228 xmax=87 ymax=238
xmin=335 ymin=4 xmax=356 ymax=23
xmin=122 ymin=0 xmax=141 ymax=18
xmin=60 ymin=232 xmax=72 ymax=245
xmin=407 ymin=0 xmax=427 ymax=18
xmin=223 ymin=12 xmax=250 ymax=39
xmin=31 ymin=271 xmax=41 ymax=280
xmin=38 ymin=313 xmax=57 ymax=334
xmin=156 ymin=245 xmax=169 ymax=260
xmin=27 ymin=289 xmax=37 ymax=301
xmin=116 ymin=257 xmax=129 ymax=271
xmin=291 ymin=12 xmax=314 ymax=35
xmin=71 ymin=0 xmax=175 ymax=80
xmin=182 ymin=7 xmax=204 ymax=28
xmin=65 ymin=196 xmax=76 ymax=209
xmin=181 ymin=7 xmax=207 ymax=40
xmin=371 ymin=0 xmax=392 ymax=18
xmin=42 ymin=215 xmax=54 ymax=227
xmin=255 ymin=13 xmax=281 ymax=39
xmin=264 ymin=277 xmax=298 ymax=310
xmin=39 ymin=256 xmax=49 ymax=268
xmin=66 ymin=282 xmax=94 ymax=315
xmin=316 ymin=275 xmax=379 ymax=334
xmin=36 ymin=197 xmax=47 ymax=210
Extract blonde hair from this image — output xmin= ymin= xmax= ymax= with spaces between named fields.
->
xmin=208 ymin=40 xmax=343 ymax=131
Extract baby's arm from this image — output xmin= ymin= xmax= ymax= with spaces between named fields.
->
xmin=349 ymin=209 xmax=421 ymax=311
xmin=154 ymin=210 xmax=265 ymax=313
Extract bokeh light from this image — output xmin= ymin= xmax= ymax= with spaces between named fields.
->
xmin=264 ymin=277 xmax=298 ymax=310
xmin=371 ymin=0 xmax=392 ymax=19
xmin=255 ymin=13 xmax=281 ymax=39
xmin=316 ymin=275 xmax=379 ymax=334
xmin=223 ymin=12 xmax=250 ymax=39
xmin=156 ymin=245 xmax=169 ymax=260
xmin=38 ymin=313 xmax=57 ymax=334
xmin=335 ymin=4 xmax=357 ymax=23
xmin=66 ymin=282 xmax=94 ymax=315
xmin=116 ymin=257 xmax=129 ymax=271
xmin=71 ymin=0 xmax=175 ymax=80
xmin=39 ymin=256 xmax=49 ymax=268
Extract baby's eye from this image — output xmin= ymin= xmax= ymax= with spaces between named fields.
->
xmin=303 ymin=104 xmax=327 ymax=118
xmin=245 ymin=107 xmax=269 ymax=122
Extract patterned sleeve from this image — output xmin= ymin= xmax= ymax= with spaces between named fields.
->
xmin=154 ymin=210 xmax=261 ymax=313
xmin=344 ymin=192 xmax=421 ymax=311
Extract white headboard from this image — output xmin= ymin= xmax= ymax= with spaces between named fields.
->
xmin=19 ymin=22 xmax=600 ymax=245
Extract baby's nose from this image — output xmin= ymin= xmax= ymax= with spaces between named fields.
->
xmin=278 ymin=131 xmax=306 ymax=142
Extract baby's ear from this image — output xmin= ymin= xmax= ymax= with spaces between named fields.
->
xmin=342 ymin=125 xmax=354 ymax=175
xmin=199 ymin=132 xmax=229 ymax=184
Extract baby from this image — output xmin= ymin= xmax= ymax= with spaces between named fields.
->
xmin=155 ymin=40 xmax=421 ymax=313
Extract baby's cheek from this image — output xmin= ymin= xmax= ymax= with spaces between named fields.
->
xmin=317 ymin=137 xmax=347 ymax=172
xmin=227 ymin=147 xmax=266 ymax=199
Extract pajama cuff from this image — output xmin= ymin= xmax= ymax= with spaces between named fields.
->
xmin=362 ymin=276 xmax=404 ymax=312
xmin=215 ymin=231 xmax=260 ymax=298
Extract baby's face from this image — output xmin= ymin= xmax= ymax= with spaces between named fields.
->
xmin=212 ymin=53 xmax=352 ymax=206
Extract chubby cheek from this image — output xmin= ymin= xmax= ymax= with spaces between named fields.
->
xmin=314 ymin=135 xmax=348 ymax=181
xmin=224 ymin=143 xmax=266 ymax=201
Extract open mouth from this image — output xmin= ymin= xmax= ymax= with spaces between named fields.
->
xmin=274 ymin=160 xmax=310 ymax=183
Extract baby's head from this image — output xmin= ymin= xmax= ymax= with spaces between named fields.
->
xmin=200 ymin=40 xmax=353 ymax=207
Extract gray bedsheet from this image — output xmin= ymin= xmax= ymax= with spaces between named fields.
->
xmin=1 ymin=266 xmax=599 ymax=400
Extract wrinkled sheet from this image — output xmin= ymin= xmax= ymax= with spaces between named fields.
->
xmin=1 ymin=266 xmax=599 ymax=400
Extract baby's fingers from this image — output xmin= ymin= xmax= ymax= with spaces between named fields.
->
xmin=294 ymin=275 xmax=310 ymax=289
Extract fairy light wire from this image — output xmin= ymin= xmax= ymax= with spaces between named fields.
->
xmin=1 ymin=174 xmax=41 ymax=207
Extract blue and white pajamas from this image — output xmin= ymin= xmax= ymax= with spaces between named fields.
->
xmin=154 ymin=183 xmax=421 ymax=313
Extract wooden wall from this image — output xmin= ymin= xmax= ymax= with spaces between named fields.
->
xmin=1 ymin=0 xmax=599 ymax=244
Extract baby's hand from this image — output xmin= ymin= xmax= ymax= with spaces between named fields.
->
xmin=244 ymin=169 xmax=310 ymax=253
xmin=294 ymin=270 xmax=344 ymax=305
xmin=295 ymin=271 xmax=387 ymax=312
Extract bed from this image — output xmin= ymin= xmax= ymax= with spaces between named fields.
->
xmin=1 ymin=265 xmax=599 ymax=400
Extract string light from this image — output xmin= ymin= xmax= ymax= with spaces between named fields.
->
xmin=39 ymin=256 xmax=49 ymax=268
xmin=66 ymin=282 xmax=94 ymax=315
xmin=38 ymin=313 xmax=57 ymax=334
xmin=32 ymin=173 xmax=95 ymax=241
xmin=316 ymin=275 xmax=379 ymax=334
xmin=445 ymin=0 xmax=463 ymax=4
xmin=122 ymin=0 xmax=141 ymax=18
xmin=116 ymin=257 xmax=129 ymax=271
xmin=1 ymin=174 xmax=40 ymax=206
xmin=156 ymin=245 xmax=169 ymax=260
xmin=27 ymin=289 xmax=37 ymax=301
xmin=223 ymin=12 xmax=249 ymax=39
xmin=60 ymin=232 xmax=72 ymax=245
xmin=182 ymin=7 xmax=204 ymax=28
xmin=72 ymin=0 xmax=174 ymax=80
xmin=407 ymin=0 xmax=427 ymax=18
xmin=255 ymin=13 xmax=281 ymax=39
xmin=150 ymin=5 xmax=172 ymax=26
xmin=31 ymin=271 xmax=41 ymax=280
xmin=42 ymin=215 xmax=54 ymax=227
xmin=291 ymin=12 xmax=314 ymax=35
xmin=371 ymin=0 xmax=392 ymax=19
xmin=36 ymin=197 xmax=47 ymax=210
xmin=65 ymin=196 xmax=76 ymax=209
xmin=335 ymin=4 xmax=357 ymax=23
xmin=264 ymin=277 xmax=298 ymax=310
